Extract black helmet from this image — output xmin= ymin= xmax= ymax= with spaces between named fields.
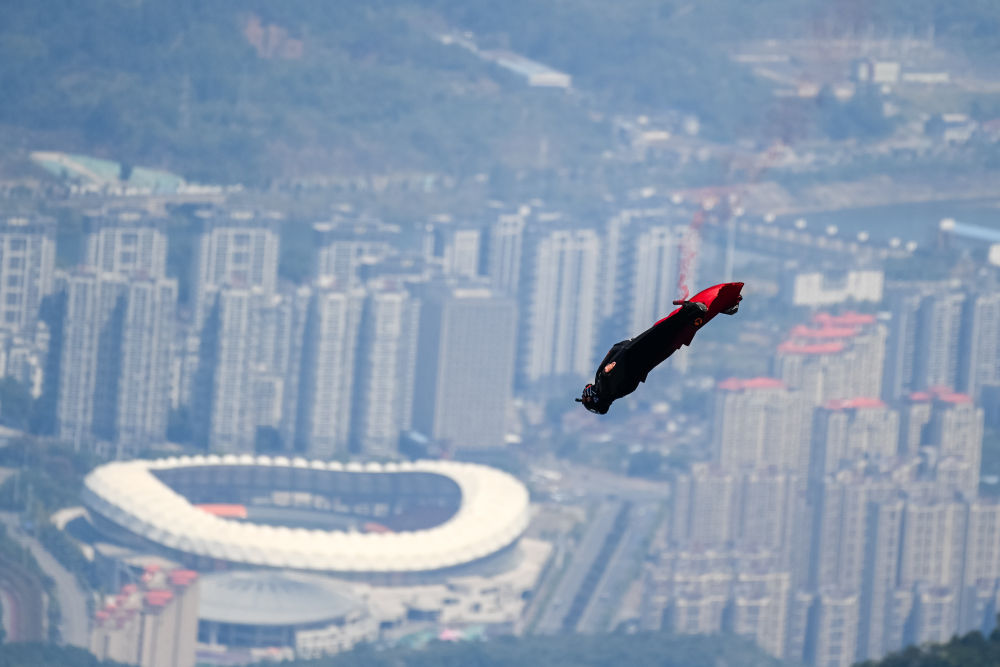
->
xmin=576 ymin=384 xmax=603 ymax=413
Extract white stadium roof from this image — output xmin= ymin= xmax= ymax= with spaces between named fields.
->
xmin=82 ymin=455 xmax=531 ymax=573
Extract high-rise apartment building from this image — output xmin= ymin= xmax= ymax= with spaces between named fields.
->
xmin=314 ymin=220 xmax=398 ymax=288
xmin=960 ymin=291 xmax=1000 ymax=398
xmin=651 ymin=550 xmax=791 ymax=659
xmin=883 ymin=283 xmax=966 ymax=399
xmin=295 ymin=283 xmax=364 ymax=458
xmin=810 ymin=399 xmax=899 ymax=480
xmin=428 ymin=222 xmax=482 ymax=279
xmin=777 ymin=312 xmax=887 ymax=406
xmin=84 ymin=210 xmax=168 ymax=278
xmin=729 ymin=568 xmax=791 ymax=659
xmin=58 ymin=272 xmax=127 ymax=446
xmin=114 ymin=277 xmax=177 ymax=451
xmin=192 ymin=211 xmax=280 ymax=327
xmin=351 ymin=284 xmax=419 ymax=458
xmin=902 ymin=498 xmax=968 ymax=590
xmin=0 ymin=217 xmax=56 ymax=333
xmin=412 ymin=284 xmax=516 ymax=450
xmin=486 ymin=211 xmax=527 ymax=295
xmin=858 ymin=496 xmax=905 ymax=660
xmin=91 ymin=568 xmax=199 ymax=667
xmin=671 ymin=464 xmax=740 ymax=548
xmin=191 ymin=287 xmax=265 ymax=453
xmin=914 ymin=291 xmax=966 ymax=391
xmin=713 ymin=378 xmax=810 ymax=473
xmin=927 ymin=393 xmax=984 ymax=490
xmin=56 ymin=271 xmax=177 ymax=449
xmin=807 ymin=589 xmax=860 ymax=667
xmin=519 ymin=226 xmax=600 ymax=384
xmin=604 ymin=210 xmax=692 ymax=335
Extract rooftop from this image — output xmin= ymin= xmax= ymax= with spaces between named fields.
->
xmin=777 ymin=341 xmax=845 ymax=355
xmin=718 ymin=377 xmax=785 ymax=391
xmin=825 ymin=397 xmax=886 ymax=410
xmin=199 ymin=571 xmax=364 ymax=627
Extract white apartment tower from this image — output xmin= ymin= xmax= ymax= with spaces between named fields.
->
xmin=622 ymin=220 xmax=691 ymax=335
xmin=57 ymin=271 xmax=176 ymax=449
xmin=810 ymin=399 xmax=899 ymax=480
xmin=412 ymin=284 xmax=517 ymax=450
xmin=486 ymin=212 xmax=526 ymax=295
xmin=192 ymin=287 xmax=264 ymax=453
xmin=313 ymin=220 xmax=397 ymax=288
xmin=351 ymin=286 xmax=420 ymax=458
xmin=520 ymin=226 xmax=600 ymax=384
xmin=0 ymin=217 xmax=56 ymax=333
xmin=713 ymin=378 xmax=810 ymax=474
xmin=914 ymin=291 xmax=966 ymax=391
xmin=961 ymin=291 xmax=1000 ymax=398
xmin=808 ymin=589 xmax=860 ymax=667
xmin=927 ymin=393 xmax=984 ymax=494
xmin=192 ymin=211 xmax=280 ymax=327
xmin=296 ymin=284 xmax=364 ymax=458
xmin=777 ymin=312 xmax=887 ymax=406
xmin=115 ymin=277 xmax=177 ymax=450
xmin=84 ymin=210 xmax=168 ymax=278
xmin=58 ymin=272 xmax=127 ymax=446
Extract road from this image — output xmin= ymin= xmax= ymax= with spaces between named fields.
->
xmin=533 ymin=500 xmax=624 ymax=635
xmin=0 ymin=588 xmax=15 ymax=640
xmin=0 ymin=512 xmax=91 ymax=647
xmin=543 ymin=461 xmax=672 ymax=502
xmin=576 ymin=501 xmax=662 ymax=633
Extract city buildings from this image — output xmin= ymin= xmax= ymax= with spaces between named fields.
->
xmin=90 ymin=567 xmax=199 ymax=667
xmin=519 ymin=223 xmax=600 ymax=385
xmin=295 ymin=283 xmax=364 ymax=457
xmin=191 ymin=211 xmax=280 ymax=328
xmin=713 ymin=378 xmax=809 ymax=473
xmin=84 ymin=210 xmax=168 ymax=279
xmin=351 ymin=285 xmax=420 ymax=458
xmin=412 ymin=283 xmax=517 ymax=450
xmin=0 ymin=217 xmax=55 ymax=334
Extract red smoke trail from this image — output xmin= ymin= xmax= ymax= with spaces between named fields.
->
xmin=675 ymin=207 xmax=706 ymax=301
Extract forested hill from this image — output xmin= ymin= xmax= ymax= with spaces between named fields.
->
xmin=0 ymin=643 xmax=127 ymax=667
xmin=252 ymin=631 xmax=788 ymax=667
xmin=3 ymin=1 xmax=1000 ymax=185
xmin=0 ymin=0 xmax=787 ymax=186
xmin=858 ymin=623 xmax=1000 ymax=667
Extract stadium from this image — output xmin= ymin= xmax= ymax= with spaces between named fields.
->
xmin=82 ymin=455 xmax=531 ymax=578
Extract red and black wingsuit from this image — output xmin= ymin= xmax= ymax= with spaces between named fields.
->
xmin=577 ymin=282 xmax=744 ymax=414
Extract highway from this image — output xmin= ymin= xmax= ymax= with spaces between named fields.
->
xmin=0 ymin=512 xmax=91 ymax=647
xmin=576 ymin=500 xmax=662 ymax=633
xmin=0 ymin=560 xmax=44 ymax=642
xmin=533 ymin=500 xmax=625 ymax=635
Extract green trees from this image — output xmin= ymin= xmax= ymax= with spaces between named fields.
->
xmin=0 ymin=643 xmax=127 ymax=667
xmin=259 ymin=632 xmax=785 ymax=667
xmin=858 ymin=622 xmax=1000 ymax=666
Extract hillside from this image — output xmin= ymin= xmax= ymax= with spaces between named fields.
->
xmin=4 ymin=1 xmax=1000 ymax=185
xmin=0 ymin=0 xmax=780 ymax=185
xmin=258 ymin=631 xmax=790 ymax=667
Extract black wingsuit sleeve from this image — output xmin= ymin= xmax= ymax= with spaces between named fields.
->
xmin=625 ymin=308 xmax=698 ymax=378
